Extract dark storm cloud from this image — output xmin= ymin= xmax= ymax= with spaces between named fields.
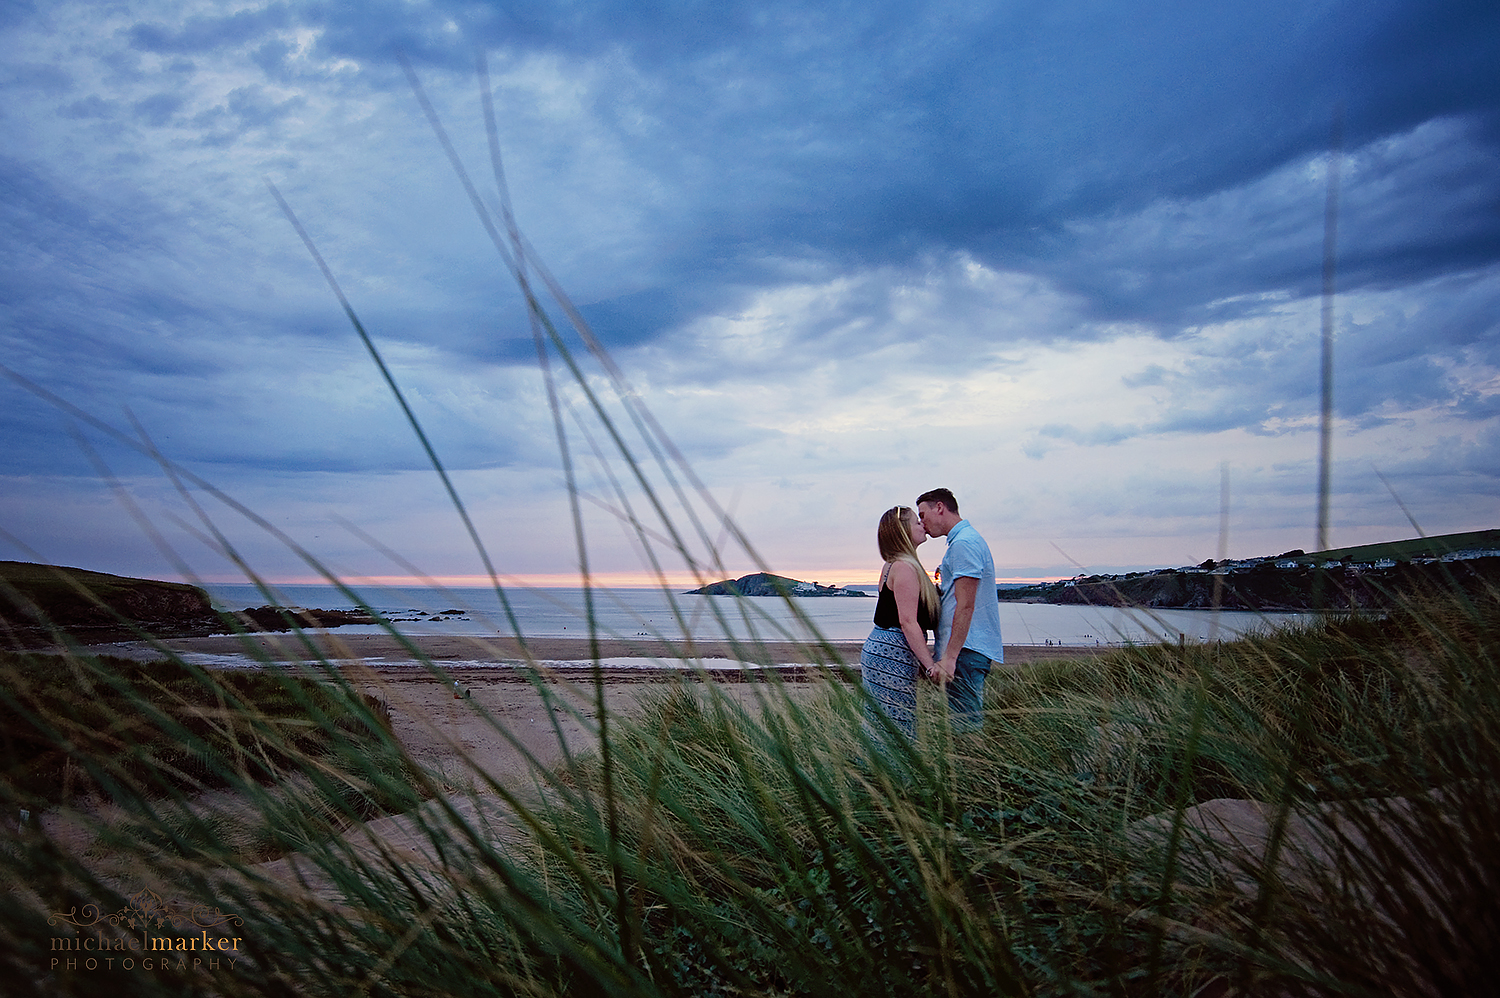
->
xmin=576 ymin=289 xmax=684 ymax=349
xmin=98 ymin=0 xmax=1500 ymax=343
xmin=4 ymin=61 xmax=73 ymax=92
xmin=127 ymin=5 xmax=293 ymax=55
xmin=0 ymin=155 xmax=213 ymax=355
xmin=132 ymin=91 xmax=185 ymax=126
xmin=104 ymin=3 xmax=1456 ymax=248
xmin=0 ymin=155 xmax=438 ymax=477
xmin=191 ymin=85 xmax=308 ymax=144
xmin=2 ymin=0 xmax=1496 ymax=578
xmin=58 ymin=94 xmax=117 ymax=120
xmin=440 ymin=0 xmax=1496 ymax=340
xmin=1025 ymin=116 xmax=1500 ymax=332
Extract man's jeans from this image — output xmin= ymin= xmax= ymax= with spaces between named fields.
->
xmin=948 ymin=647 xmax=993 ymax=732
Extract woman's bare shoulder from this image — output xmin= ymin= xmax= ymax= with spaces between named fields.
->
xmin=886 ymin=559 xmax=920 ymax=586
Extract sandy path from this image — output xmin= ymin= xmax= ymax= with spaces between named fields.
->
xmin=250 ymin=668 xmax=830 ymax=899
xmin=345 ymin=663 xmax=815 ymax=787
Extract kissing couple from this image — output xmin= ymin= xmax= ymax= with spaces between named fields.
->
xmin=859 ymin=488 xmax=1004 ymax=739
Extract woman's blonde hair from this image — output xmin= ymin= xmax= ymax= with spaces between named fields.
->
xmin=877 ymin=506 xmax=940 ymax=621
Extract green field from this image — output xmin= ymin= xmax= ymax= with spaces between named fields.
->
xmin=1283 ymin=527 xmax=1500 ymax=565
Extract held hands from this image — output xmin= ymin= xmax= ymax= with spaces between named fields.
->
xmin=924 ymin=656 xmax=957 ymax=683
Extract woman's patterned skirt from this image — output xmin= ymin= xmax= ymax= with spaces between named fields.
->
xmin=860 ymin=625 xmax=920 ymax=741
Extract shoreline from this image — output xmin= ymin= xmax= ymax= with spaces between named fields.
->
xmin=85 ymin=632 xmax=1103 ymax=677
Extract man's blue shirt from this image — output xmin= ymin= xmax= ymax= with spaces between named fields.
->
xmin=935 ymin=519 xmax=1005 ymax=662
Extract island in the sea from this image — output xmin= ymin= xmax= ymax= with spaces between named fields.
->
xmin=686 ymin=573 xmax=870 ymax=597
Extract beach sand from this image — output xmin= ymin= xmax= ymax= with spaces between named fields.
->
xmin=72 ymin=632 xmax=1102 ymax=895
xmin=88 ymin=631 xmax=1101 ymax=787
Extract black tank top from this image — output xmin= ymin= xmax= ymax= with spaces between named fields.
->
xmin=873 ymin=572 xmax=935 ymax=631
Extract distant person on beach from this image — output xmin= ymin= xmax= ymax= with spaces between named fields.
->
xmin=916 ymin=488 xmax=1004 ymax=732
xmin=859 ymin=506 xmax=942 ymax=740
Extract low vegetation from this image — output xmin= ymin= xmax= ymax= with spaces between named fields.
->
xmin=2 ymin=585 xmax=1494 ymax=996
xmin=0 ymin=650 xmax=421 ymax=867
xmin=510 ymin=589 xmax=1498 ymax=997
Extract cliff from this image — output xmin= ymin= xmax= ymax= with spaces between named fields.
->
xmin=0 ymin=561 xmax=227 ymax=644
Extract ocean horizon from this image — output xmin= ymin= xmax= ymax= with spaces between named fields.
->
xmin=201 ymin=582 xmax=1316 ymax=648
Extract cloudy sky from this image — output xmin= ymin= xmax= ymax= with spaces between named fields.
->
xmin=2 ymin=0 xmax=1497 ymax=589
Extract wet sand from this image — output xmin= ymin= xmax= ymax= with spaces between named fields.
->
xmin=100 ymin=631 xmax=1102 ymax=673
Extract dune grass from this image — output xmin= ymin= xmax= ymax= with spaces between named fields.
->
xmin=1 ymin=587 xmax=1494 ymax=996
xmin=0 ymin=652 xmax=407 ymax=810
xmin=515 ymin=589 xmax=1498 ymax=997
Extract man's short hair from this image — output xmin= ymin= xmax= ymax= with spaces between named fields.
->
xmin=915 ymin=488 xmax=959 ymax=515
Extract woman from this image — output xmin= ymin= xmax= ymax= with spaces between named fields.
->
xmin=859 ymin=505 xmax=942 ymax=740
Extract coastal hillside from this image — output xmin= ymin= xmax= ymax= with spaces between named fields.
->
xmin=1000 ymin=529 xmax=1500 ymax=610
xmin=686 ymin=572 xmax=870 ymax=597
xmin=0 ymin=561 xmax=225 ymax=642
xmin=0 ymin=562 xmax=383 ymax=643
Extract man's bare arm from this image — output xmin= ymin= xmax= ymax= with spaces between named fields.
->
xmin=938 ymin=575 xmax=978 ymax=681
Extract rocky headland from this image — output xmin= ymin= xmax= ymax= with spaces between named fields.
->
xmin=686 ymin=572 xmax=870 ymax=597
xmin=0 ymin=561 xmax=377 ymax=646
xmin=0 ymin=561 xmax=227 ymax=644
xmin=1000 ymin=529 xmax=1500 ymax=610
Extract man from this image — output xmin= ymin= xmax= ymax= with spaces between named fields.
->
xmin=915 ymin=488 xmax=1003 ymax=732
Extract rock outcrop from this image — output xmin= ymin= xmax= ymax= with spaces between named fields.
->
xmin=233 ymin=605 xmax=378 ymax=632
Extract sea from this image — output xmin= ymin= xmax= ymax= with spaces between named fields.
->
xmin=200 ymin=583 xmax=1316 ymax=653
